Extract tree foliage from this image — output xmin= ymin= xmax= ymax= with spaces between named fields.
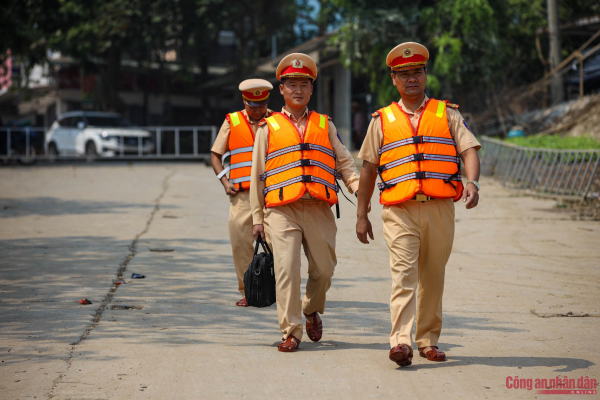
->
xmin=1 ymin=0 xmax=299 ymax=118
xmin=331 ymin=0 xmax=600 ymax=111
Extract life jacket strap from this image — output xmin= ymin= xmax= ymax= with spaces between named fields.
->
xmin=230 ymin=176 xmax=251 ymax=184
xmin=377 ymin=171 xmax=462 ymax=191
xmin=265 ymin=143 xmax=336 ymax=162
xmin=260 ymin=159 xmax=342 ymax=181
xmin=217 ymin=149 xmax=253 ymax=180
xmin=378 ymin=153 xmax=460 ymax=173
xmin=230 ymin=146 xmax=254 ymax=156
xmin=262 ymin=175 xmax=339 ymax=195
xmin=379 ymin=136 xmax=456 ymax=155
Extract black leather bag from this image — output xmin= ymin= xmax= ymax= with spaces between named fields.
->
xmin=244 ymin=237 xmax=276 ymax=308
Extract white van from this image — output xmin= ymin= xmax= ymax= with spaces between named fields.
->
xmin=46 ymin=111 xmax=155 ymax=157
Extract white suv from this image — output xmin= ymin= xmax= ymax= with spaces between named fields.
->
xmin=46 ymin=111 xmax=155 ymax=157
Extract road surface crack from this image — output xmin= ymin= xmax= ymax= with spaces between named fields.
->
xmin=47 ymin=170 xmax=176 ymax=399
xmin=530 ymin=309 xmax=600 ymax=318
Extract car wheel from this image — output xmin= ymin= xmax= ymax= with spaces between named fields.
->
xmin=85 ymin=141 xmax=98 ymax=162
xmin=48 ymin=142 xmax=59 ymax=163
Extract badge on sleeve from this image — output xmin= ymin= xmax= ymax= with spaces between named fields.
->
xmin=463 ymin=120 xmax=472 ymax=132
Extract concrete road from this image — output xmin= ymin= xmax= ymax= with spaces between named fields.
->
xmin=0 ymin=162 xmax=598 ymax=399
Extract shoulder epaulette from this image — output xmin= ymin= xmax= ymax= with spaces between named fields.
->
xmin=371 ymin=112 xmax=380 ymax=118
xmin=258 ymin=120 xmax=267 ymax=127
xmin=446 ymin=103 xmax=459 ymax=109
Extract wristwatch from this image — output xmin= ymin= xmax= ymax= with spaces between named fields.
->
xmin=467 ymin=180 xmax=480 ymax=191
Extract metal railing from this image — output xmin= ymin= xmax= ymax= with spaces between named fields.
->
xmin=0 ymin=126 xmax=218 ymax=161
xmin=480 ymin=136 xmax=600 ymax=199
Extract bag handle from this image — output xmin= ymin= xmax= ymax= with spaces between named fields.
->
xmin=254 ymin=236 xmax=272 ymax=256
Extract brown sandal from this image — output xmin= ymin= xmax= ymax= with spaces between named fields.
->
xmin=389 ymin=344 xmax=413 ymax=367
xmin=418 ymin=346 xmax=446 ymax=361
xmin=235 ymin=298 xmax=248 ymax=307
xmin=304 ymin=312 xmax=323 ymax=342
xmin=278 ymin=335 xmax=301 ymax=352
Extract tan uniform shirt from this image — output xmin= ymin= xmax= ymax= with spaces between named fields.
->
xmin=211 ymin=109 xmax=272 ymax=155
xmin=358 ymin=95 xmax=480 ymax=165
xmin=250 ymin=107 xmax=360 ymax=225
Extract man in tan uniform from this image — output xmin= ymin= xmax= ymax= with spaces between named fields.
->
xmin=356 ymin=42 xmax=481 ymax=367
xmin=250 ymin=53 xmax=360 ymax=352
xmin=211 ymin=79 xmax=273 ymax=307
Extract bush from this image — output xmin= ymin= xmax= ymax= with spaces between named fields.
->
xmin=505 ymin=135 xmax=600 ymax=150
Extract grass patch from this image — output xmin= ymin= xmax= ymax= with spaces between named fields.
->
xmin=504 ymin=135 xmax=600 ymax=150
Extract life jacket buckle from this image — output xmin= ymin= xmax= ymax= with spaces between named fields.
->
xmin=415 ymin=171 xmax=426 ymax=180
xmin=300 ymin=159 xmax=311 ymax=167
xmin=414 ymin=153 xmax=424 ymax=161
xmin=412 ymin=136 xmax=424 ymax=144
xmin=299 ymin=143 xmax=310 ymax=151
xmin=301 ymin=175 xmax=312 ymax=183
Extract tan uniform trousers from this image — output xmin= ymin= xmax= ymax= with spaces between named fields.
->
xmin=228 ymin=192 xmax=270 ymax=296
xmin=265 ymin=198 xmax=337 ymax=341
xmin=382 ymin=198 xmax=455 ymax=349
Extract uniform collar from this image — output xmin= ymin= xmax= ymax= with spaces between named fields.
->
xmin=398 ymin=95 xmax=429 ymax=115
xmin=281 ymin=106 xmax=309 ymax=123
xmin=243 ymin=109 xmax=272 ymax=124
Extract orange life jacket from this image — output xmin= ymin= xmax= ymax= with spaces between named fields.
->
xmin=219 ymin=111 xmax=256 ymax=191
xmin=260 ymin=111 xmax=340 ymax=208
xmin=377 ymin=99 xmax=464 ymax=205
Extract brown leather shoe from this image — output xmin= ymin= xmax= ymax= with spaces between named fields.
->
xmin=418 ymin=346 xmax=447 ymax=361
xmin=389 ymin=344 xmax=413 ymax=367
xmin=235 ymin=298 xmax=248 ymax=307
xmin=304 ymin=312 xmax=323 ymax=342
xmin=278 ymin=335 xmax=301 ymax=352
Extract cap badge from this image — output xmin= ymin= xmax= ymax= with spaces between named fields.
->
xmin=254 ymin=90 xmax=262 ymax=96
xmin=292 ymin=59 xmax=304 ymax=69
xmin=402 ymin=48 xmax=413 ymax=58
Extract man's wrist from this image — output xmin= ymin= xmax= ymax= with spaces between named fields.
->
xmin=466 ymin=180 xmax=480 ymax=191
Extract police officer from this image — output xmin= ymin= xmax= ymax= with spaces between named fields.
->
xmin=211 ymin=79 xmax=273 ymax=307
xmin=250 ymin=53 xmax=360 ymax=352
xmin=355 ymin=42 xmax=481 ymax=367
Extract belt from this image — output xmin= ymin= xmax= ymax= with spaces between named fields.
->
xmin=411 ymin=194 xmax=435 ymax=202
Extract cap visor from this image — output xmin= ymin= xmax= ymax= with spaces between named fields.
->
xmin=245 ymin=99 xmax=268 ymax=107
xmin=392 ymin=64 xmax=427 ymax=72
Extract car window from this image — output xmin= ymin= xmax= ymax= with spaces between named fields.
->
xmin=59 ymin=117 xmax=74 ymax=127
xmin=85 ymin=116 xmax=133 ymax=127
xmin=73 ymin=116 xmax=86 ymax=129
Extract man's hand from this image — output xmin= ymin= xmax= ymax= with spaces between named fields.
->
xmin=356 ymin=216 xmax=374 ymax=244
xmin=253 ymin=224 xmax=266 ymax=241
xmin=222 ymin=179 xmax=239 ymax=196
xmin=459 ymin=148 xmax=480 ymax=210
xmin=462 ymin=183 xmax=479 ymax=209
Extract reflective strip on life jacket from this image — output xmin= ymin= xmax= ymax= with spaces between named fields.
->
xmin=260 ymin=159 xmax=342 ymax=181
xmin=378 ymin=154 xmax=460 ymax=173
xmin=379 ymin=136 xmax=456 ymax=155
xmin=231 ymin=146 xmax=253 ymax=155
xmin=230 ymin=176 xmax=251 ymax=184
xmin=377 ymin=171 xmax=462 ymax=190
xmin=263 ymin=175 xmax=339 ymax=195
xmin=265 ymin=143 xmax=336 ymax=162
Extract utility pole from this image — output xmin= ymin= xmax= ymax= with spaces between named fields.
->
xmin=547 ymin=0 xmax=563 ymax=105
